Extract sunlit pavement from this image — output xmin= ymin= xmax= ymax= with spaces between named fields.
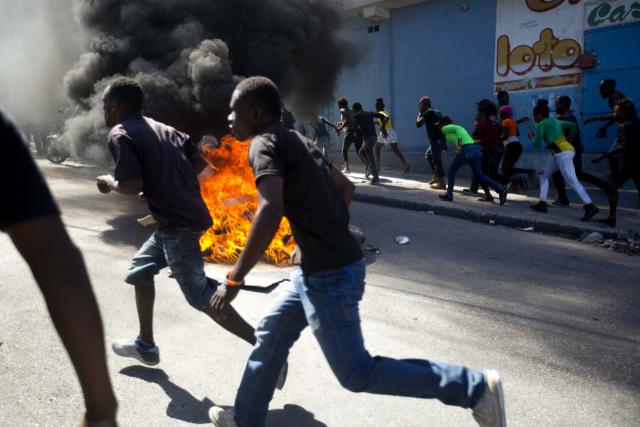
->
xmin=0 ymin=159 xmax=638 ymax=426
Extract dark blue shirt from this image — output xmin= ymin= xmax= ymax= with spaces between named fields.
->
xmin=107 ymin=113 xmax=213 ymax=232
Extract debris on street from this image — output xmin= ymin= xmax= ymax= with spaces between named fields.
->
xmin=363 ymin=244 xmax=380 ymax=254
xmin=396 ymin=236 xmax=410 ymax=245
xmin=516 ymin=227 xmax=535 ymax=232
xmin=580 ymin=230 xmax=639 ymax=255
xmin=580 ymin=232 xmax=604 ymax=244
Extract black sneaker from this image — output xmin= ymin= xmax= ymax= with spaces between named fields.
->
xmin=499 ymin=183 xmax=511 ymax=206
xmin=519 ymin=177 xmax=528 ymax=193
xmin=549 ymin=200 xmax=569 ymax=208
xmin=438 ymin=194 xmax=454 ymax=202
xmin=530 ymin=201 xmax=547 ymax=213
xmin=581 ymin=203 xmax=600 ymax=221
xmin=462 ymin=188 xmax=479 ymax=196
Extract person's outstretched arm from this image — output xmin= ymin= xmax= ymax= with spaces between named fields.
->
xmin=7 ymin=215 xmax=118 ymax=427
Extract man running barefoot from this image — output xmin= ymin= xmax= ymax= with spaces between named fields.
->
xmin=96 ymin=77 xmax=287 ymax=388
xmin=334 ymin=97 xmax=368 ymax=174
xmin=591 ymin=97 xmax=640 ymax=227
xmin=209 ymin=76 xmax=506 ymax=427
xmin=374 ymin=98 xmax=410 ymax=174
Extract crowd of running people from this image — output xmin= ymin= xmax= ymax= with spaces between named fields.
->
xmin=312 ymin=78 xmax=637 ymax=224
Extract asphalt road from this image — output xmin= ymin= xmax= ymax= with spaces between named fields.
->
xmin=1 ymin=159 xmax=639 ymax=427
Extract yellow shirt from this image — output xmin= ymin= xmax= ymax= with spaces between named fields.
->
xmin=550 ymin=135 xmax=575 ymax=156
xmin=378 ymin=110 xmax=393 ymax=130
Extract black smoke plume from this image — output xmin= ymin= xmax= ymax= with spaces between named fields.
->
xmin=64 ymin=0 xmax=358 ymax=159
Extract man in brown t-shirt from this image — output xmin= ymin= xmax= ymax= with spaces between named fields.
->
xmin=96 ymin=78 xmax=288 ymax=387
xmin=208 ymin=77 xmax=506 ymax=427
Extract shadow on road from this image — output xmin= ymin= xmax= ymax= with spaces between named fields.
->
xmin=120 ymin=366 xmax=213 ymax=424
xmin=119 ymin=366 xmax=327 ymax=426
xmin=100 ymin=214 xmax=157 ymax=248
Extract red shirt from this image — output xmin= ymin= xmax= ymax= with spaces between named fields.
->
xmin=477 ymin=118 xmax=502 ymax=151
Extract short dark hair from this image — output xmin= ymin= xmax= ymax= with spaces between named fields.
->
xmin=106 ymin=77 xmax=144 ymax=113
xmin=375 ymin=98 xmax=384 ymax=108
xmin=558 ymin=96 xmax=571 ymax=107
xmin=476 ymin=99 xmax=497 ymax=117
xmin=536 ymin=99 xmax=549 ymax=106
xmin=235 ymin=76 xmax=281 ymax=118
xmin=352 ymin=102 xmax=363 ymax=111
xmin=615 ymin=97 xmax=638 ymax=121
xmin=533 ymin=104 xmax=550 ymax=117
xmin=437 ymin=116 xmax=453 ymax=126
xmin=497 ymin=91 xmax=508 ymax=100
xmin=337 ymin=98 xmax=348 ymax=108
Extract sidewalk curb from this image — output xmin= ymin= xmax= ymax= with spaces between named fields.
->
xmin=353 ymin=192 xmax=634 ymax=239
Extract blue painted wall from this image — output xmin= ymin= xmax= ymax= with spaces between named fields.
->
xmin=388 ymin=0 xmax=497 ymax=150
xmin=508 ymin=86 xmax=583 ymax=152
xmin=330 ymin=0 xmax=498 ymax=154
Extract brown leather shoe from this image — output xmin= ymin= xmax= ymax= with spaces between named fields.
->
xmin=427 ymin=170 xmax=437 ymax=185
xmin=430 ymin=177 xmax=446 ymax=190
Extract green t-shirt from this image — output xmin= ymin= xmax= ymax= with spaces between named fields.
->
xmin=442 ymin=125 xmax=475 ymax=146
xmin=531 ymin=119 xmax=577 ymax=155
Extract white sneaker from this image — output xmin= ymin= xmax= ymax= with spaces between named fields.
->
xmin=342 ymin=168 xmax=351 ymax=174
xmin=112 ymin=338 xmax=159 ymax=366
xmin=472 ymin=370 xmax=506 ymax=427
xmin=209 ymin=406 xmax=237 ymax=427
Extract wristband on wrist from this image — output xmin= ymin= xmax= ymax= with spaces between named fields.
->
xmin=225 ymin=271 xmax=245 ymax=287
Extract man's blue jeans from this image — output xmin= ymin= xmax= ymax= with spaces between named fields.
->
xmin=233 ymin=259 xmax=486 ymax=427
xmin=124 ymin=229 xmax=217 ymax=311
xmin=447 ymin=144 xmax=503 ymax=199
xmin=426 ymin=138 xmax=446 ymax=178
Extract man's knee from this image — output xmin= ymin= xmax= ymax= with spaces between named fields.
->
xmin=173 ymin=274 xmax=216 ymax=311
xmin=124 ymin=263 xmax=158 ymax=286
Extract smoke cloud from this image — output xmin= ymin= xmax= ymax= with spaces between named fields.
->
xmin=0 ymin=0 xmax=86 ymax=132
xmin=64 ymin=0 xmax=358 ymax=158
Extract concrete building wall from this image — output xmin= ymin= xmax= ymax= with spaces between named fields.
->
xmin=388 ymin=0 xmax=497 ymax=151
xmin=328 ymin=0 xmax=497 ymax=154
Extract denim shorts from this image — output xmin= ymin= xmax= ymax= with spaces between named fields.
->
xmin=124 ymin=229 xmax=218 ymax=311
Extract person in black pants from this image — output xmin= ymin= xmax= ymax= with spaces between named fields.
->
xmin=467 ymin=101 xmax=508 ymax=197
xmin=550 ymin=96 xmax=609 ymax=207
xmin=471 ymin=104 xmax=509 ymax=201
xmin=591 ymin=97 xmax=640 ymax=226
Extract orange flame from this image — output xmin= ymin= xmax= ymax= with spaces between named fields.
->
xmin=199 ymin=135 xmax=295 ymax=265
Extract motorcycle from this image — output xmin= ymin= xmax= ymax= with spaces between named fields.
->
xmin=44 ymin=132 xmax=70 ymax=164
